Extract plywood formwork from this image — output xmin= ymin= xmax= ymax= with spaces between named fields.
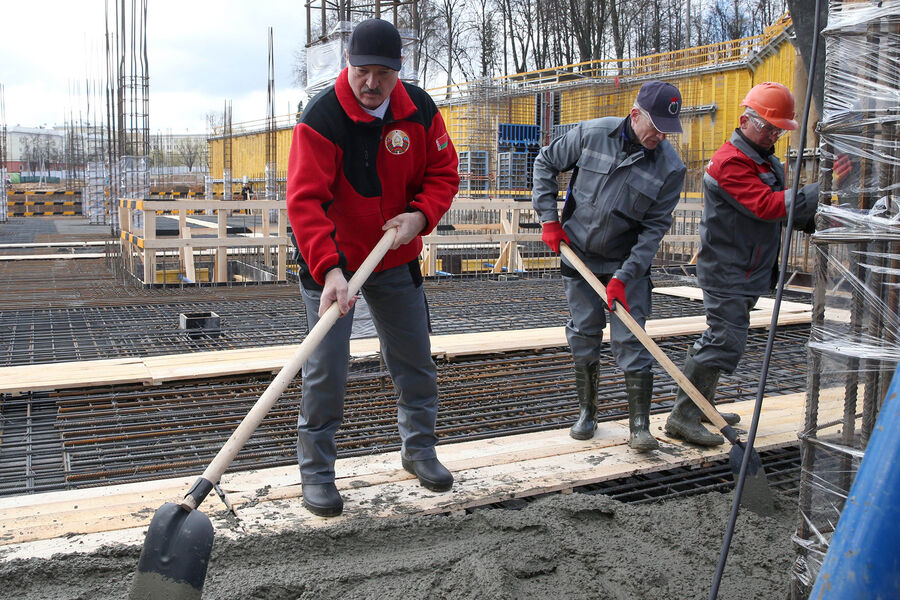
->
xmin=208 ymin=127 xmax=294 ymax=195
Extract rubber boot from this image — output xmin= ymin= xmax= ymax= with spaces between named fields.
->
xmin=570 ymin=362 xmax=599 ymax=440
xmin=664 ymin=356 xmax=725 ymax=446
xmin=624 ymin=370 xmax=659 ymax=452
xmin=687 ymin=347 xmax=740 ymax=426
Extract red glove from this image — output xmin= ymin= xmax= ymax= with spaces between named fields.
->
xmin=541 ymin=221 xmax=570 ymax=254
xmin=606 ymin=277 xmax=629 ymax=313
xmin=834 ymin=154 xmax=852 ymax=182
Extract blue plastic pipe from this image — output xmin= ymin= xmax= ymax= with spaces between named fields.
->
xmin=810 ymin=363 xmax=900 ymax=599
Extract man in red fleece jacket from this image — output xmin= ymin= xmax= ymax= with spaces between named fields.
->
xmin=286 ymin=19 xmax=459 ymax=518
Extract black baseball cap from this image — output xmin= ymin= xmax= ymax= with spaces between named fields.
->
xmin=636 ymin=81 xmax=683 ymax=134
xmin=348 ymin=19 xmax=402 ymax=71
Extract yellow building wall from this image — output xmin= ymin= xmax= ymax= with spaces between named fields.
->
xmin=207 ymin=21 xmax=801 ymax=192
xmin=208 ymin=127 xmax=294 ymax=183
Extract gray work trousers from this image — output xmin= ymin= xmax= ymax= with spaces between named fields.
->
xmin=298 ymin=264 xmax=439 ymax=484
xmin=691 ymin=289 xmax=758 ymax=373
xmin=563 ymin=273 xmax=653 ymax=372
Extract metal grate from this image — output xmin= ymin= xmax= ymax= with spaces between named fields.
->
xmin=0 ymin=326 xmax=812 ymax=496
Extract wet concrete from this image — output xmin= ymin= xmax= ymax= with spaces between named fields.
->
xmin=0 ymin=489 xmax=797 ymax=599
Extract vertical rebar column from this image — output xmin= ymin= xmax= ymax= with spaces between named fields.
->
xmin=223 ymin=101 xmax=232 ymax=201
xmin=86 ymin=73 xmax=108 ymax=225
xmin=116 ymin=0 xmax=150 ymax=231
xmin=104 ymin=0 xmax=121 ymax=233
xmin=884 ymin=100 xmax=900 ymax=406
xmin=0 ymin=84 xmax=7 ymax=223
xmin=858 ymin=17 xmax=887 ymax=449
xmin=266 ymin=28 xmax=278 ymax=222
xmin=792 ymin=3 xmax=900 ymax=596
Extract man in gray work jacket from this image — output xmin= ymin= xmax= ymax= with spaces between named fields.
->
xmin=532 ymin=81 xmax=686 ymax=451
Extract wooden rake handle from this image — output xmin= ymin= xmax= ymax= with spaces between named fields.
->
xmin=559 ymin=243 xmax=728 ymax=430
xmin=183 ymin=228 xmax=398 ymax=508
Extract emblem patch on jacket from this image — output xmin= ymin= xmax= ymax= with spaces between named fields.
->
xmin=385 ymin=129 xmax=410 ymax=155
xmin=436 ymin=133 xmax=449 ymax=151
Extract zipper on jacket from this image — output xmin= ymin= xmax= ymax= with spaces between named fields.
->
xmin=745 ymin=247 xmax=761 ymax=278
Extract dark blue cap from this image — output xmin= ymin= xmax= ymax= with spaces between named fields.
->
xmin=636 ymin=81 xmax=683 ymax=134
xmin=348 ymin=19 xmax=402 ymax=71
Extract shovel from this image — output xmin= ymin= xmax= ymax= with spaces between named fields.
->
xmin=129 ymin=227 xmax=398 ymax=600
xmin=559 ymin=243 xmax=774 ymax=515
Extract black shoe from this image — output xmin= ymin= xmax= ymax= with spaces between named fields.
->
xmin=401 ymin=456 xmax=454 ymax=492
xmin=301 ymin=482 xmax=343 ymax=517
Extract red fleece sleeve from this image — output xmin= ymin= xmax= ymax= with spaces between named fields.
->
xmin=410 ymin=110 xmax=459 ymax=234
xmin=286 ymin=122 xmax=343 ymax=284
xmin=711 ymin=153 xmax=787 ymax=221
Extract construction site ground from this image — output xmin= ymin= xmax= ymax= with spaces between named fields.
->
xmin=0 ymin=216 xmax=822 ymax=599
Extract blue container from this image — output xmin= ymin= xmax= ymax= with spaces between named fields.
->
xmin=810 ymin=363 xmax=900 ymax=599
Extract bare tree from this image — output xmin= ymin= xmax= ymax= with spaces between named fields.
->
xmin=568 ymin=0 xmax=608 ymax=63
xmin=500 ymin=0 xmax=535 ymax=73
xmin=21 ymin=134 xmax=60 ymax=179
xmin=473 ymin=0 xmax=501 ymax=77
xmin=176 ymin=137 xmax=204 ymax=172
xmin=205 ymin=110 xmax=223 ymax=135
xmin=705 ymin=0 xmax=753 ymax=42
xmin=284 ymin=0 xmax=786 ymax=93
xmin=432 ymin=0 xmax=473 ymax=90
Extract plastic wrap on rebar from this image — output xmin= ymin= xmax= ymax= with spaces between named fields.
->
xmin=807 ymin=242 xmax=900 ymax=361
xmin=793 ymin=2 xmax=900 ymax=596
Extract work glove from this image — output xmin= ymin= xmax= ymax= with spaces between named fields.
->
xmin=606 ymin=277 xmax=629 ymax=313
xmin=541 ymin=221 xmax=570 ymax=254
xmin=834 ymin=154 xmax=852 ymax=184
xmin=791 ymin=183 xmax=819 ymax=235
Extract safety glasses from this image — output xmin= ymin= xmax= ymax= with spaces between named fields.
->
xmin=749 ymin=115 xmax=786 ymax=139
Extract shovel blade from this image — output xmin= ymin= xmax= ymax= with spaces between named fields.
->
xmin=129 ymin=502 xmax=214 ymax=600
xmin=729 ymin=444 xmax=775 ymax=517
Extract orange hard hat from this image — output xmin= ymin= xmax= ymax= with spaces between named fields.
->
xmin=740 ymin=82 xmax=798 ymax=130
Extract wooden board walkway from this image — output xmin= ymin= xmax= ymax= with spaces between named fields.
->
xmin=0 ymin=301 xmax=813 ymax=396
xmin=0 ymin=388 xmax=849 ymax=561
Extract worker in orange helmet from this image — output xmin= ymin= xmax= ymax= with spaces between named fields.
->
xmin=664 ymin=82 xmax=851 ymax=446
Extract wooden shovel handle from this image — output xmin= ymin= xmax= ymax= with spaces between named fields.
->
xmin=187 ymin=228 xmax=398 ymax=505
xmin=559 ymin=243 xmax=728 ymax=430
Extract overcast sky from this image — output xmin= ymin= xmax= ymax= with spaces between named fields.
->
xmin=1 ymin=1 xmax=306 ymax=133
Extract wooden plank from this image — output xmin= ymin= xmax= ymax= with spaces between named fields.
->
xmin=277 ymin=209 xmax=287 ymax=281
xmin=655 ymin=286 xmax=848 ymax=322
xmin=653 ymin=286 xmax=705 ymax=301
xmin=0 ymin=357 xmax=153 ymax=395
xmin=182 ymin=226 xmax=196 ymax=283
xmin=0 ymin=253 xmax=107 ymax=261
xmin=420 ymin=233 xmax=542 ymax=244
xmin=120 ymin=199 xmax=285 ymax=211
xmin=0 ymin=309 xmax=811 ymax=394
xmin=143 ymin=236 xmax=290 ymax=249
xmin=0 ymin=390 xmax=848 ymax=555
xmin=216 ymin=209 xmax=227 ymax=282
xmin=0 ymin=241 xmax=108 ymax=249
xmin=653 ymin=286 xmax=813 ymax=313
xmin=143 ymin=210 xmax=156 ymax=284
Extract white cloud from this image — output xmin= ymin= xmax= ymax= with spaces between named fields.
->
xmin=1 ymin=0 xmax=307 ymax=133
